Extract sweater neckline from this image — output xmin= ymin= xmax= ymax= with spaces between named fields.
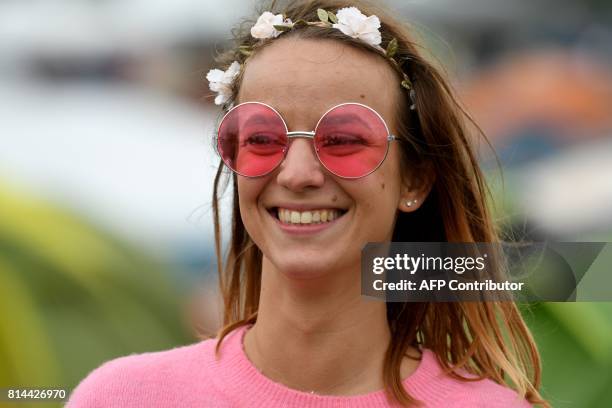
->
xmin=212 ymin=324 xmax=448 ymax=406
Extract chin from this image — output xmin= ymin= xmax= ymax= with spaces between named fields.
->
xmin=275 ymin=260 xmax=330 ymax=281
xmin=269 ymin=249 xmax=356 ymax=282
xmin=262 ymin=249 xmax=326 ymax=278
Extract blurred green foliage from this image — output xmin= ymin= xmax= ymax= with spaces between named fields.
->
xmin=489 ymin=171 xmax=612 ymax=407
xmin=0 ymin=183 xmax=191 ymax=408
xmin=525 ymin=303 xmax=612 ymax=407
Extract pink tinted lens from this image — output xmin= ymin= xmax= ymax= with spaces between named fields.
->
xmin=315 ymin=104 xmax=390 ymax=178
xmin=217 ymin=103 xmax=287 ymax=177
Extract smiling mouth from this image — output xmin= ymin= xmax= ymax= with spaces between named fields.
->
xmin=268 ymin=207 xmax=348 ymax=225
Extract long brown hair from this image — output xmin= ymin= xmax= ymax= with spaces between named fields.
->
xmin=209 ymin=0 xmax=548 ymax=406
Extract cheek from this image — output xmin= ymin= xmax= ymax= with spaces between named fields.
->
xmin=237 ymin=177 xmax=268 ymax=220
xmin=356 ymin=153 xmax=403 ymax=232
xmin=371 ymin=149 xmax=403 ymax=204
xmin=367 ymin=179 xmax=399 ymax=211
xmin=350 ymin=171 xmax=401 ymax=220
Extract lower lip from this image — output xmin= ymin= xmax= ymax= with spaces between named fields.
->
xmin=269 ymin=211 xmax=346 ymax=235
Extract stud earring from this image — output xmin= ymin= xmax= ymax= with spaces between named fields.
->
xmin=406 ymin=199 xmax=418 ymax=207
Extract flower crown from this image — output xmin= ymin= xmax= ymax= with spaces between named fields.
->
xmin=206 ymin=7 xmax=416 ymax=110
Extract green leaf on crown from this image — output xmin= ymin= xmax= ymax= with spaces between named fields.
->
xmin=386 ymin=38 xmax=398 ymax=58
xmin=238 ymin=46 xmax=252 ymax=56
xmin=317 ymin=8 xmax=329 ymax=23
xmin=273 ymin=24 xmax=293 ymax=32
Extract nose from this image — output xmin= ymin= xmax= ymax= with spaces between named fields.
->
xmin=276 ymin=138 xmax=325 ymax=192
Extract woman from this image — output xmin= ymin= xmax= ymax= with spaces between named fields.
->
xmin=68 ymin=1 xmax=548 ymax=406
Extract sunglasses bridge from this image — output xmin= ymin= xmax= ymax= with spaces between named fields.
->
xmin=286 ymin=131 xmax=316 ymax=138
xmin=285 ymin=131 xmax=317 ymax=152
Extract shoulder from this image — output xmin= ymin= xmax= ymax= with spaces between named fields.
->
xmin=66 ymin=338 xmax=222 ymax=408
xmin=446 ymin=376 xmax=532 ymax=407
xmin=408 ymin=349 xmax=532 ymax=407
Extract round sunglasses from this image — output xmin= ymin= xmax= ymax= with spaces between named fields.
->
xmin=215 ymin=102 xmax=397 ymax=179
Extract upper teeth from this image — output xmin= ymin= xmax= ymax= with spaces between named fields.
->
xmin=277 ymin=208 xmax=342 ymax=224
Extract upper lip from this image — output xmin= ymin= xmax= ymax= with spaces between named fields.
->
xmin=267 ymin=203 xmax=348 ymax=211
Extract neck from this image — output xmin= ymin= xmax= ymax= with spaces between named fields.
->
xmin=243 ymin=255 xmax=411 ymax=396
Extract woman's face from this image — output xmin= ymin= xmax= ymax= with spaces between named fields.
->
xmin=236 ymin=37 xmax=409 ymax=280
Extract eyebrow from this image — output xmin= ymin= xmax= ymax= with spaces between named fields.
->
xmin=321 ymin=114 xmax=372 ymax=129
xmin=242 ymin=114 xmax=279 ymax=127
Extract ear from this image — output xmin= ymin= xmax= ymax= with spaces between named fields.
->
xmin=398 ymin=163 xmax=435 ymax=213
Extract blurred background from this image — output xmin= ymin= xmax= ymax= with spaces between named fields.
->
xmin=0 ymin=0 xmax=611 ymax=407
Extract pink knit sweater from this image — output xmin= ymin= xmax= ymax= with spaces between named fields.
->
xmin=67 ymin=324 xmax=531 ymax=407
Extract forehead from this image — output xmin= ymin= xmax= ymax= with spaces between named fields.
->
xmin=237 ymin=37 xmax=400 ymax=130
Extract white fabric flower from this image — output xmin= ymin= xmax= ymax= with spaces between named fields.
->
xmin=251 ymin=11 xmax=292 ymax=39
xmin=206 ymin=61 xmax=240 ymax=105
xmin=332 ymin=7 xmax=382 ymax=47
